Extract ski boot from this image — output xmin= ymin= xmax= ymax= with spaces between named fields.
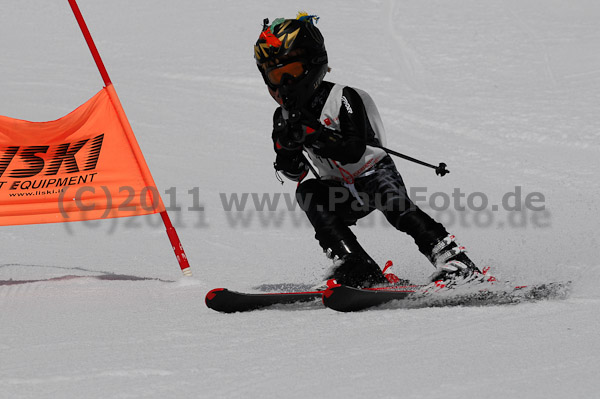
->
xmin=427 ymin=234 xmax=485 ymax=289
xmin=322 ymin=237 xmax=389 ymax=288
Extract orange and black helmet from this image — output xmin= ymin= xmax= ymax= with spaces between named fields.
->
xmin=254 ymin=14 xmax=328 ymax=108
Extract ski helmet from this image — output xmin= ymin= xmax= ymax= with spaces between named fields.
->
xmin=254 ymin=14 xmax=328 ymax=109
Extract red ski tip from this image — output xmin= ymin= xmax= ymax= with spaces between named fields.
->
xmin=205 ymin=288 xmax=225 ymax=301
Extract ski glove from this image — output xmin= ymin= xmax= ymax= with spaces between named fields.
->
xmin=273 ymin=110 xmax=312 ymax=151
xmin=307 ymin=128 xmax=364 ymax=163
xmin=309 ymin=128 xmax=343 ymax=154
xmin=273 ymin=122 xmax=304 ymax=151
xmin=274 ymin=152 xmax=309 ymax=182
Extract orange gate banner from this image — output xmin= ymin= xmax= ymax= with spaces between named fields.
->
xmin=0 ymin=84 xmax=165 ymax=226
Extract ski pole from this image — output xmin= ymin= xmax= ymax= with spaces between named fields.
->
xmin=375 ymin=145 xmax=450 ymax=176
xmin=304 ymin=156 xmax=321 ymax=180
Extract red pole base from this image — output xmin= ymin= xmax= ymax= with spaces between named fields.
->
xmin=160 ymin=211 xmax=193 ymax=276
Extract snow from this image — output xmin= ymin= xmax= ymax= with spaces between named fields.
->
xmin=1 ymin=0 xmax=599 ymax=398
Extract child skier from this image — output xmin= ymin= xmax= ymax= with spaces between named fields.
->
xmin=254 ymin=14 xmax=482 ymax=288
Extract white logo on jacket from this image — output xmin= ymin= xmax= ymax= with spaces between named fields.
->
xmin=341 ymin=95 xmax=353 ymax=114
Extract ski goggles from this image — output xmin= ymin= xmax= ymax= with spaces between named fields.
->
xmin=264 ymin=61 xmax=306 ymax=86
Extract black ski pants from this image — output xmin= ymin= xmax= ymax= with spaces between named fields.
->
xmin=296 ymin=156 xmax=447 ymax=259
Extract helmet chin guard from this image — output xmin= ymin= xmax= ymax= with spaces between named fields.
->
xmin=277 ymin=60 xmax=328 ymax=109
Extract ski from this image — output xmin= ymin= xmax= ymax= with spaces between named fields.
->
xmin=205 ymin=288 xmax=323 ymax=313
xmin=322 ymin=285 xmax=418 ymax=312
xmin=206 ymin=281 xmax=570 ymax=313
xmin=322 ymin=281 xmax=571 ymax=312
